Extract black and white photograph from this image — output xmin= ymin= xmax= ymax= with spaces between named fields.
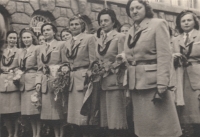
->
xmin=0 ymin=0 xmax=200 ymax=137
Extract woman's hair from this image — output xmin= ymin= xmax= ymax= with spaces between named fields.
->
xmin=97 ymin=8 xmax=119 ymax=29
xmin=68 ymin=15 xmax=86 ymax=32
xmin=6 ymin=30 xmax=19 ymax=48
xmin=41 ymin=22 xmax=57 ymax=35
xmin=126 ymin=0 xmax=154 ymax=18
xmin=60 ymin=28 xmax=72 ymax=41
xmin=37 ymin=34 xmax=44 ymax=40
xmin=19 ymin=27 xmax=38 ymax=48
xmin=176 ymin=10 xmax=199 ymax=34
xmin=119 ymin=23 xmax=131 ymax=32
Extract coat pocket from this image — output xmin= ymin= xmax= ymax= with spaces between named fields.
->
xmin=187 ymin=64 xmax=200 ymax=90
xmin=135 ymin=64 xmax=157 ymax=89
xmin=144 ymin=64 xmax=157 ymax=86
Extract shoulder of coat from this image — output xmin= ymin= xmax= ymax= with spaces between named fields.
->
xmin=150 ymin=18 xmax=168 ymax=26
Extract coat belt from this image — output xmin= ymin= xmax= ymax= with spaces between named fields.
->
xmin=128 ymin=59 xmax=157 ymax=66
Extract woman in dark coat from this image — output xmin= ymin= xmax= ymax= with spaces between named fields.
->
xmin=35 ymin=23 xmax=67 ymax=137
xmin=0 ymin=31 xmax=20 ymax=137
xmin=95 ymin=9 xmax=128 ymax=137
xmin=172 ymin=10 xmax=200 ymax=136
xmin=19 ymin=28 xmax=41 ymax=137
xmin=124 ymin=0 xmax=182 ymax=137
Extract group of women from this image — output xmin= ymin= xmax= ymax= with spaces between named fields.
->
xmin=1 ymin=0 xmax=200 ymax=137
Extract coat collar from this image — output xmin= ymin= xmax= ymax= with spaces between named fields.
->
xmin=105 ymin=29 xmax=118 ymax=43
xmin=24 ymin=45 xmax=34 ymax=59
xmin=98 ymin=29 xmax=118 ymax=48
xmin=46 ymin=39 xmax=57 ymax=56
xmin=3 ymin=46 xmax=17 ymax=58
xmin=178 ymin=29 xmax=198 ymax=48
xmin=131 ymin=17 xmax=151 ymax=37
xmin=72 ymin=33 xmax=84 ymax=50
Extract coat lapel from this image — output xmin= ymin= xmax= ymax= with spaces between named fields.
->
xmin=105 ymin=30 xmax=117 ymax=44
xmin=134 ymin=18 xmax=150 ymax=36
xmin=3 ymin=48 xmax=9 ymax=58
xmin=46 ymin=40 xmax=57 ymax=56
xmin=127 ymin=18 xmax=150 ymax=44
xmin=24 ymin=45 xmax=34 ymax=59
xmin=7 ymin=47 xmax=17 ymax=58
xmin=72 ymin=33 xmax=84 ymax=50
xmin=178 ymin=34 xmax=185 ymax=48
xmin=186 ymin=29 xmax=198 ymax=46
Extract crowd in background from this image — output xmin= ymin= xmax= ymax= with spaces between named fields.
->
xmin=0 ymin=0 xmax=200 ymax=137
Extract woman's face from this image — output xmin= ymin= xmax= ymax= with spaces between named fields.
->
xmin=61 ymin=31 xmax=72 ymax=41
xmin=7 ymin=33 xmax=17 ymax=47
xmin=38 ymin=35 xmax=45 ymax=45
xmin=22 ymin=32 xmax=33 ymax=47
xmin=42 ymin=25 xmax=55 ymax=41
xmin=120 ymin=26 xmax=130 ymax=35
xmin=180 ymin=13 xmax=195 ymax=33
xmin=69 ymin=19 xmax=82 ymax=36
xmin=100 ymin=14 xmax=115 ymax=33
xmin=129 ymin=1 xmax=146 ymax=23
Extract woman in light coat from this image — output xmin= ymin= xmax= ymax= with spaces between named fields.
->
xmin=65 ymin=15 xmax=96 ymax=137
xmin=19 ymin=28 xmax=41 ymax=137
xmin=172 ymin=10 xmax=200 ymax=136
xmin=35 ymin=23 xmax=67 ymax=137
xmin=0 ymin=31 xmax=20 ymax=137
xmin=95 ymin=9 xmax=128 ymax=137
xmin=124 ymin=0 xmax=182 ymax=137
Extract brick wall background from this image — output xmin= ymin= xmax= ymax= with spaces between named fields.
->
xmin=0 ymin=0 xmax=199 ymax=37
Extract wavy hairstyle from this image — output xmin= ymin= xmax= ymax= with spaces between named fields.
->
xmin=68 ymin=15 xmax=86 ymax=33
xmin=176 ymin=10 xmax=199 ymax=34
xmin=19 ymin=27 xmax=38 ymax=48
xmin=126 ymin=0 xmax=154 ymax=18
xmin=6 ymin=30 xmax=19 ymax=48
xmin=60 ymin=28 xmax=72 ymax=41
xmin=97 ymin=8 xmax=119 ymax=29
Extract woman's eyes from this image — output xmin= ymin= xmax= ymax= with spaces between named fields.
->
xmin=130 ymin=6 xmax=141 ymax=11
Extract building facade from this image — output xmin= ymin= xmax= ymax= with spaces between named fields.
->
xmin=0 ymin=0 xmax=199 ymax=41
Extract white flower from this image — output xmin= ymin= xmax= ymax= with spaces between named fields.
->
xmin=9 ymin=70 xmax=13 ymax=73
xmin=61 ymin=66 xmax=69 ymax=73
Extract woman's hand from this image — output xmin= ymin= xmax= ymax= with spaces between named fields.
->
xmin=116 ymin=52 xmax=127 ymax=64
xmin=173 ymin=53 xmax=182 ymax=59
xmin=157 ymin=85 xmax=167 ymax=95
xmin=35 ymin=84 xmax=41 ymax=92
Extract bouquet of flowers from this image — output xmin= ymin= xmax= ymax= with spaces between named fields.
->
xmin=31 ymin=91 xmax=41 ymax=109
xmin=174 ymin=54 xmax=188 ymax=69
xmin=52 ymin=64 xmax=70 ymax=104
xmin=13 ymin=68 xmax=24 ymax=87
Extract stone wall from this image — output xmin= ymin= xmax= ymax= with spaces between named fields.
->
xmin=0 ymin=0 xmax=199 ymax=37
